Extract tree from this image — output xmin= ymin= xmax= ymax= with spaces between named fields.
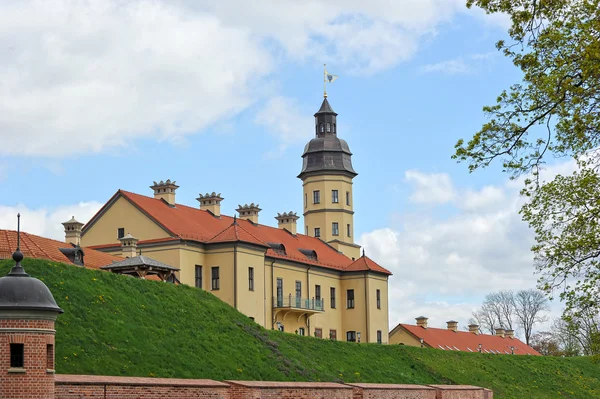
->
xmin=514 ymin=289 xmax=550 ymax=345
xmin=470 ymin=289 xmax=549 ymax=342
xmin=454 ymin=0 xmax=600 ymax=312
xmin=530 ymin=331 xmax=562 ymax=356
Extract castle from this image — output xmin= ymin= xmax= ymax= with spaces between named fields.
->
xmin=68 ymin=96 xmax=392 ymax=344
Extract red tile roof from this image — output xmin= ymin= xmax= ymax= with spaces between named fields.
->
xmin=84 ymin=190 xmax=392 ymax=275
xmin=394 ymin=323 xmax=541 ymax=356
xmin=346 ymin=255 xmax=392 ymax=274
xmin=0 ymin=229 xmax=122 ymax=269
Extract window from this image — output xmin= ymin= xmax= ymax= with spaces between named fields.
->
xmin=330 ymin=329 xmax=337 ymax=340
xmin=117 ymin=227 xmax=125 ymax=239
xmin=376 ymin=289 xmax=381 ymax=309
xmin=347 ymin=224 xmax=351 ymax=237
xmin=346 ymin=331 xmax=357 ymax=342
xmin=330 ymin=287 xmax=336 ymax=308
xmin=314 ymin=227 xmax=321 ymax=238
xmin=195 ymin=265 xmax=202 ymax=289
xmin=248 ymin=267 xmax=254 ymax=291
xmin=377 ymin=330 xmax=382 ymax=344
xmin=332 ymin=222 xmax=339 ymax=236
xmin=305 ymin=226 xmax=309 ymax=235
xmin=315 ymin=328 xmax=323 ymax=338
xmin=296 ymin=281 xmax=302 ymax=298
xmin=211 ymin=267 xmax=220 ymax=290
xmin=326 ymin=123 xmax=331 ymax=132
xmin=346 ymin=191 xmax=350 ymax=206
xmin=276 ymin=278 xmax=283 ymax=307
xmin=47 ymin=344 xmax=54 ymax=370
xmin=315 ymin=285 xmax=321 ymax=302
xmin=332 ymin=190 xmax=339 ymax=203
xmin=333 ymin=123 xmax=336 ymax=132
xmin=305 ymin=193 xmax=307 ymax=208
xmin=313 ymin=190 xmax=321 ymax=204
xmin=298 ymin=327 xmax=305 ymax=336
xmin=10 ymin=343 xmax=24 ymax=368
xmin=320 ymin=124 xmax=324 ymax=133
xmin=347 ymin=289 xmax=355 ymax=309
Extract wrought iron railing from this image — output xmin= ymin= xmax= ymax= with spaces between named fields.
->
xmin=273 ymin=295 xmax=324 ymax=311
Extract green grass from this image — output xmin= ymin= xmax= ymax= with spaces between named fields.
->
xmin=3 ymin=259 xmax=600 ymax=399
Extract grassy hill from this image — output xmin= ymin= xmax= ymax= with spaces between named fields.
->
xmin=2 ymin=258 xmax=599 ymax=399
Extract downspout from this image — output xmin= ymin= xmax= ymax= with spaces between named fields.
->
xmin=233 ymin=243 xmax=238 ymax=309
xmin=270 ymin=260 xmax=275 ymax=328
xmin=364 ymin=272 xmax=369 ymax=343
xmin=306 ymin=266 xmax=311 ymax=336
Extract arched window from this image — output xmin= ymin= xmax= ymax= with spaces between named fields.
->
xmin=326 ymin=123 xmax=331 ymax=132
xmin=333 ymin=123 xmax=336 ymax=132
xmin=320 ymin=124 xmax=324 ymax=133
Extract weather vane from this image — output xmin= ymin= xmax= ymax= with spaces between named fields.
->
xmin=323 ymin=64 xmax=338 ymax=98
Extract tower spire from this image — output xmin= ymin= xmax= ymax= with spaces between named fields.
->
xmin=9 ymin=213 xmax=28 ymax=277
xmin=323 ymin=64 xmax=327 ymax=98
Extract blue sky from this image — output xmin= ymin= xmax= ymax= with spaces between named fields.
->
xmin=0 ymin=1 xmax=565 ymax=334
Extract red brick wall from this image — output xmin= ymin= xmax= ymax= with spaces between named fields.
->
xmin=0 ymin=318 xmax=56 ymax=399
xmin=55 ymin=375 xmax=230 ymax=399
xmin=54 ymin=375 xmax=493 ymax=399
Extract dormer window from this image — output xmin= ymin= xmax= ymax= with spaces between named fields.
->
xmin=299 ymin=248 xmax=318 ymax=261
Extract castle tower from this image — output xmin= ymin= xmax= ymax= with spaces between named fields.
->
xmin=0 ymin=215 xmax=63 ymax=399
xmin=298 ymin=97 xmax=361 ymax=260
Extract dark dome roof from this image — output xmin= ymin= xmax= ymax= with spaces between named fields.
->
xmin=0 ymin=250 xmax=63 ymax=313
xmin=298 ymin=136 xmax=357 ymax=178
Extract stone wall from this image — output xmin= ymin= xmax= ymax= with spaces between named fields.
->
xmin=55 ymin=375 xmax=493 ymax=399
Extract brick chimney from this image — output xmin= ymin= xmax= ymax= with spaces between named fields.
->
xmin=150 ymin=179 xmax=179 ymax=205
xmin=446 ymin=320 xmax=458 ymax=332
xmin=505 ymin=329 xmax=515 ymax=339
xmin=62 ymin=216 xmax=84 ymax=245
xmin=236 ymin=203 xmax=261 ymax=224
xmin=495 ymin=328 xmax=505 ymax=338
xmin=196 ymin=192 xmax=224 ymax=216
xmin=416 ymin=316 xmax=428 ymax=329
xmin=468 ymin=324 xmax=480 ymax=334
xmin=119 ymin=233 xmax=139 ymax=258
xmin=275 ymin=211 xmax=299 ymax=234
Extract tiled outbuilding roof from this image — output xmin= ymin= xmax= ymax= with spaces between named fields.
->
xmin=0 ymin=229 xmax=122 ymax=269
xmin=84 ymin=190 xmax=392 ymax=275
xmin=392 ymin=323 xmax=541 ymax=356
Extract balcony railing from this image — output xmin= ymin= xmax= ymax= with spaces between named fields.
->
xmin=273 ymin=295 xmax=324 ymax=312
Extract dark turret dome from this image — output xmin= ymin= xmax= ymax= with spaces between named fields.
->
xmin=298 ymin=98 xmax=357 ymax=179
xmin=0 ymin=250 xmax=63 ymax=313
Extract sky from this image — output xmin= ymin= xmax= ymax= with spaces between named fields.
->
xmin=0 ymin=0 xmax=570 ymax=337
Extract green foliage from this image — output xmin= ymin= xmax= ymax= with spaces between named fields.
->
xmin=454 ymin=0 xmax=600 ymax=312
xmin=3 ymin=259 xmax=600 ymax=399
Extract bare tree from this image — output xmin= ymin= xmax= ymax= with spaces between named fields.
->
xmin=514 ymin=289 xmax=550 ymax=345
xmin=470 ymin=290 xmax=516 ymax=334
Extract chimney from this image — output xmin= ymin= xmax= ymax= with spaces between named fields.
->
xmin=468 ymin=324 xmax=480 ymax=334
xmin=446 ymin=320 xmax=458 ymax=332
xmin=119 ymin=233 xmax=139 ymax=258
xmin=196 ymin=192 xmax=224 ymax=216
xmin=275 ymin=211 xmax=300 ymax=234
xmin=495 ymin=328 xmax=505 ymax=338
xmin=505 ymin=329 xmax=514 ymax=339
xmin=236 ymin=203 xmax=261 ymax=224
xmin=150 ymin=179 xmax=179 ymax=205
xmin=416 ymin=316 xmax=428 ymax=329
xmin=62 ymin=216 xmax=84 ymax=245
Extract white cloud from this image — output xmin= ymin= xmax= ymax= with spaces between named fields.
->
xmin=360 ymin=167 xmax=570 ymax=332
xmin=0 ymin=0 xmax=509 ymax=158
xmin=419 ymin=52 xmax=501 ymax=76
xmin=0 ymin=202 xmax=102 ymax=241
xmin=255 ymin=96 xmax=314 ymax=158
xmin=405 ymin=169 xmax=456 ymax=204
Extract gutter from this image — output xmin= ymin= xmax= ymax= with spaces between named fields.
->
xmin=306 ymin=266 xmax=311 ymax=336
xmin=234 ymin=243 xmax=238 ymax=309
xmin=364 ymin=272 xmax=369 ymax=343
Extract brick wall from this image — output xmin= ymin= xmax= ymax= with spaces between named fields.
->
xmin=55 ymin=375 xmax=230 ymax=398
xmin=227 ymin=380 xmax=354 ymax=399
xmin=54 ymin=376 xmax=493 ymax=399
xmin=0 ymin=318 xmax=56 ymax=399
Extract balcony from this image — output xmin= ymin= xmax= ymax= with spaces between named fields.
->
xmin=273 ymin=295 xmax=324 ymax=322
